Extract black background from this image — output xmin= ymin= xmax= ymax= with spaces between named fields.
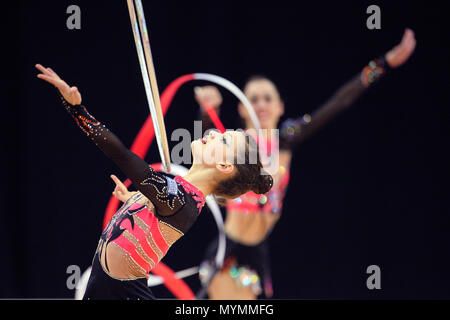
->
xmin=2 ymin=0 xmax=449 ymax=299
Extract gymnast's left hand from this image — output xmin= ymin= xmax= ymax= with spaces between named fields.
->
xmin=385 ymin=29 xmax=416 ymax=68
xmin=35 ymin=64 xmax=82 ymax=105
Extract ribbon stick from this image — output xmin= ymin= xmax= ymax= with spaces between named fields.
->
xmin=126 ymin=0 xmax=171 ymax=172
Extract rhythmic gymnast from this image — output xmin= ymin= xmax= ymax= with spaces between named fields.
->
xmin=35 ymin=64 xmax=273 ymax=300
xmin=193 ymin=29 xmax=416 ymax=299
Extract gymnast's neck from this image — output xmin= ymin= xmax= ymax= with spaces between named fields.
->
xmin=183 ymin=166 xmax=217 ymax=196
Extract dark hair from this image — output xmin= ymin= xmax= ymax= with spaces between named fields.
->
xmin=213 ymin=132 xmax=273 ymax=201
xmin=243 ymin=74 xmax=281 ymax=95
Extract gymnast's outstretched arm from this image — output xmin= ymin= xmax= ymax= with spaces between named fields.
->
xmin=280 ymin=28 xmax=416 ymax=150
xmin=35 ymin=64 xmax=185 ymax=216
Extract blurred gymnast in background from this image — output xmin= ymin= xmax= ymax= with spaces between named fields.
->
xmin=193 ymin=29 xmax=416 ymax=299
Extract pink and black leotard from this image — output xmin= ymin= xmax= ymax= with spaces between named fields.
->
xmin=58 ymin=95 xmax=205 ymax=300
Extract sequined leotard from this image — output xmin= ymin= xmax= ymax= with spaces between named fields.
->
xmin=59 ymin=96 xmax=205 ymax=299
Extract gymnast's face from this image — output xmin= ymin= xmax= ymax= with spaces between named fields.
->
xmin=239 ymin=79 xmax=284 ymax=130
xmin=190 ymin=130 xmax=246 ymax=172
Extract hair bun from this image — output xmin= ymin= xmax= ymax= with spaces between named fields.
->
xmin=252 ymin=171 xmax=274 ymax=194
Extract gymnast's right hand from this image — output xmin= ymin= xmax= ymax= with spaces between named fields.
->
xmin=194 ymin=86 xmax=222 ymax=112
xmin=35 ymin=64 xmax=82 ymax=106
xmin=110 ymin=174 xmax=134 ymax=203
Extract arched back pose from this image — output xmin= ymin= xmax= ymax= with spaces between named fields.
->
xmin=35 ymin=64 xmax=273 ymax=300
xmin=193 ymin=29 xmax=416 ymax=299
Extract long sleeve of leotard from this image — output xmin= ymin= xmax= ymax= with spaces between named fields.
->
xmin=60 ymin=95 xmax=186 ymax=216
xmin=280 ymin=56 xmax=391 ymax=150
